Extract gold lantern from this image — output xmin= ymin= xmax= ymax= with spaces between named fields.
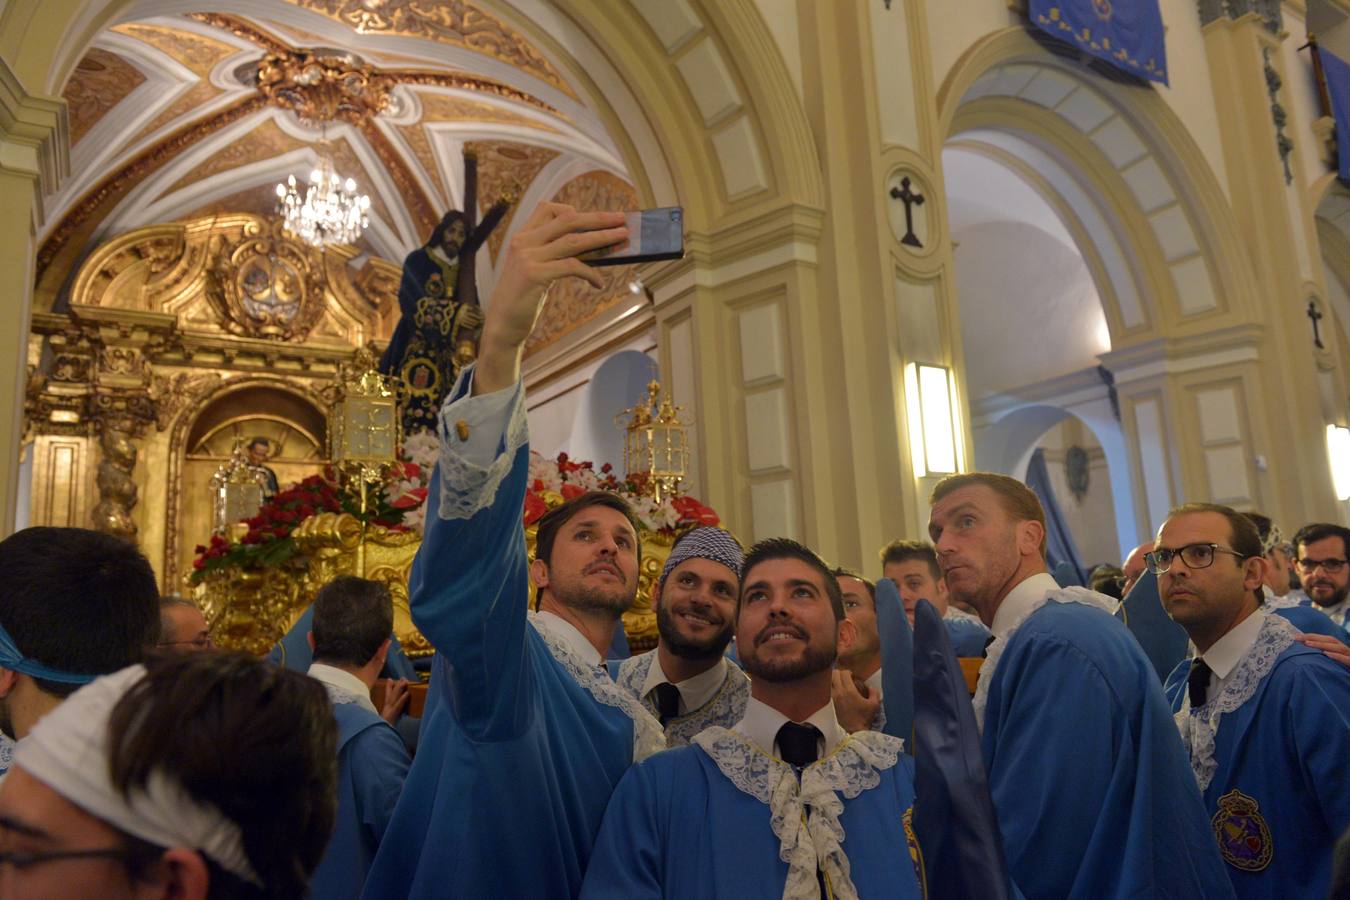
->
xmin=618 ymin=380 xmax=690 ymax=503
xmin=328 ymin=345 xmax=401 ymax=572
xmin=209 ymin=440 xmax=273 ymax=535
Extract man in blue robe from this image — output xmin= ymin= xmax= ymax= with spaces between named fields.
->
xmin=1155 ymin=504 xmax=1350 ymax=899
xmin=581 ymin=538 xmax=924 ymax=900
xmin=1294 ymin=523 xmax=1350 ymax=632
xmin=363 ymin=204 xmax=663 ymax=900
xmin=881 ymin=539 xmax=991 ymax=655
xmin=615 ymin=527 xmax=750 ymax=746
xmin=927 ymin=473 xmax=1234 ymax=899
xmin=305 ymin=576 xmax=411 ymax=900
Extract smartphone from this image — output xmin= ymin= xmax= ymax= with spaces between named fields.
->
xmin=581 ymin=207 xmax=684 ymax=266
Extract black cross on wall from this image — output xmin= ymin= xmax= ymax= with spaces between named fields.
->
xmin=1308 ymin=299 xmax=1325 ymax=350
xmin=889 ymin=176 xmax=925 ymax=249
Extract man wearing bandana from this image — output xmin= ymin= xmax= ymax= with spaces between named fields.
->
xmin=0 ymin=527 xmax=160 ymax=778
xmin=614 ymin=527 xmax=750 ymax=746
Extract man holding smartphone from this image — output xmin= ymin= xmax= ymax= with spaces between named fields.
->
xmin=362 ymin=204 xmax=668 ymax=900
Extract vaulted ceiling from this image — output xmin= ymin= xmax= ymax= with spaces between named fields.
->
xmin=40 ymin=1 xmax=643 ymax=355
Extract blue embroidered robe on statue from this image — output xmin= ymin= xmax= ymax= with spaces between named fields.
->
xmin=579 ymin=729 xmax=924 ymax=899
xmin=980 ymin=596 xmax=1234 ymax=899
xmin=362 ymin=371 xmax=661 ymax=900
xmin=1164 ymin=622 xmax=1350 ymax=899
xmin=310 ymin=700 xmax=410 ymax=899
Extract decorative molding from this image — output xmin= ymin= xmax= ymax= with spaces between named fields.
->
xmin=1261 ymin=48 xmax=1294 ymax=185
xmin=1197 ymin=0 xmax=1282 ymax=33
xmin=0 ymin=54 xmax=70 ymax=216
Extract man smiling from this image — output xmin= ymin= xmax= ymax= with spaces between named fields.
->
xmin=581 ymin=538 xmax=923 ymax=899
xmin=1295 ymin=523 xmax=1350 ymax=632
xmin=615 ymin=527 xmax=749 ymax=746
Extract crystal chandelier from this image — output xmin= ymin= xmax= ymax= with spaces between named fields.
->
xmin=275 ymin=153 xmax=371 ymax=249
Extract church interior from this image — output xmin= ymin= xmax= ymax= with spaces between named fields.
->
xmin=2 ymin=0 xmax=1349 ymax=646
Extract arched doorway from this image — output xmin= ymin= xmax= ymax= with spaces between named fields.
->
xmin=168 ymin=380 xmax=328 ymax=587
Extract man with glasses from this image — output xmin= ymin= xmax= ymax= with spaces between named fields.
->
xmin=1156 ymin=504 xmax=1350 ymax=899
xmin=156 ymin=598 xmax=214 ymax=654
xmin=1294 ymin=523 xmax=1350 ymax=632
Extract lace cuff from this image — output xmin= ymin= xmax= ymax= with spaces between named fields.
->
xmin=1174 ymin=612 xmax=1296 ymax=791
xmin=973 ymin=586 xmax=1118 ymax=730
xmin=692 ymin=728 xmax=904 ymax=900
xmin=434 ymin=367 xmax=528 ymax=522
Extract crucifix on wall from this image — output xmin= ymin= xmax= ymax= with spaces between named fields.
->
xmin=1307 ymin=299 xmax=1325 ymax=350
xmin=889 ymin=176 xmax=925 ymax=249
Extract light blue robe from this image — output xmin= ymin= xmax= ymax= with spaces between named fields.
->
xmin=943 ymin=612 xmax=991 ymax=657
xmin=310 ymin=699 xmax=410 ymax=900
xmin=980 ymin=597 xmax=1234 ymax=899
xmin=1164 ymin=618 xmax=1350 ymax=899
xmin=1268 ymin=603 xmax=1350 ymax=645
xmin=361 ymin=373 xmax=661 ymax=900
xmin=614 ymin=650 xmax=749 ymax=746
xmin=579 ymin=729 xmax=924 ymax=899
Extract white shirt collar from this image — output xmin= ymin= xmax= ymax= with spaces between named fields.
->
xmin=733 ymin=695 xmax=846 ymax=760
xmin=1198 ymin=609 xmax=1266 ymax=682
xmin=864 ymin=668 xmax=884 ymax=698
xmin=533 ymin=611 xmax=606 ymax=667
xmin=307 ymin=663 xmax=377 ymax=714
xmin=640 ymin=651 xmax=727 ymax=714
xmin=1318 ymin=596 xmax=1350 ymax=625
xmin=990 ymin=572 xmax=1062 ymax=636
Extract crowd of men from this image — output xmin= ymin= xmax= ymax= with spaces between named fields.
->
xmin=1 ymin=203 xmax=1349 ymax=899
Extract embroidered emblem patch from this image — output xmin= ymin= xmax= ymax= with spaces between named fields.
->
xmin=1212 ymin=790 xmax=1273 ymax=872
xmin=903 ymin=807 xmax=927 ymax=890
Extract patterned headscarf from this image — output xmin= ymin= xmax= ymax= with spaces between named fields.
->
xmin=658 ymin=527 xmax=744 ymax=589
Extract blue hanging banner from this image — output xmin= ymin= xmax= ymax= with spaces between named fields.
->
xmin=1029 ymin=0 xmax=1169 ymax=85
xmin=1324 ymin=48 xmax=1350 ymax=181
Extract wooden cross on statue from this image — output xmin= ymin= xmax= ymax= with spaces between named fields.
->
xmin=1308 ymin=299 xmax=1325 ymax=350
xmin=890 ymin=176 xmax=925 ymax=249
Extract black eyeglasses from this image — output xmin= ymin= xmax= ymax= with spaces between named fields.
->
xmin=1145 ymin=543 xmax=1246 ymax=575
xmin=0 ymin=846 xmax=135 ymax=872
xmin=1297 ymin=557 xmax=1348 ymax=575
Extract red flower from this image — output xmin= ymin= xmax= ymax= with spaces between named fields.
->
xmin=390 ymin=486 xmax=428 ymax=510
xmin=560 ymin=483 xmax=584 ymax=500
xmin=600 ymin=463 xmax=612 ymax=474
xmin=523 ymin=492 xmax=547 ymax=526
xmin=194 ymin=544 xmax=207 ymax=555
xmin=193 ymin=558 xmax=205 ymax=570
xmin=532 ymin=478 xmax=545 ymax=492
xmin=401 ymin=462 xmax=422 ymax=479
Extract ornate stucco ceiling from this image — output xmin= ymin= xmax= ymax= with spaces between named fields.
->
xmin=39 ymin=1 xmax=642 ymax=354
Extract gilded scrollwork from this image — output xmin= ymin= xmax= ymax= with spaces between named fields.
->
xmin=203 ymin=221 xmax=330 ymax=341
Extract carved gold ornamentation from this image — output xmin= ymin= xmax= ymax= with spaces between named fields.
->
xmin=258 ymin=47 xmax=395 ymax=126
xmin=63 ymin=48 xmax=147 ymax=145
xmin=203 ymin=219 xmax=330 ymax=341
xmin=464 ymin=140 xmax=559 ymax=260
xmin=167 ymin=119 xmax=308 ymax=195
xmin=91 ymin=425 xmax=141 ymax=539
xmin=113 ymin=23 xmax=240 ymax=79
xmin=284 ymin=0 xmax=575 ymax=98
xmin=525 ymin=172 xmax=640 ymax=355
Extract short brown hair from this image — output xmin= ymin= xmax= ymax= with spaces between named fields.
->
xmin=1164 ymin=503 xmax=1263 ymax=603
xmin=311 ymin=576 xmax=393 ymax=668
xmin=930 ymin=473 xmax=1047 ymax=557
xmin=532 ymin=491 xmax=643 ymax=608
xmin=830 ymin=566 xmax=876 ymax=609
xmin=741 ymin=538 xmax=845 ymax=621
xmin=879 ymin=540 xmax=941 ymax=582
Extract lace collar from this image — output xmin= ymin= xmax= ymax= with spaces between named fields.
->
xmin=527 ymin=613 xmax=666 ymax=761
xmin=692 ymin=727 xmax=904 ymax=900
xmin=435 ymin=372 xmax=528 ymax=522
xmin=617 ymin=652 xmax=750 ymax=747
xmin=308 ymin=664 xmax=377 ymax=714
xmin=943 ymin=606 xmax=984 ymax=626
xmin=973 ymin=586 xmax=1118 ymax=730
xmin=1174 ymin=612 xmax=1296 ymax=792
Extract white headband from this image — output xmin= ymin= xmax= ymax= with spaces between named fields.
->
xmin=13 ymin=665 xmax=262 ymax=886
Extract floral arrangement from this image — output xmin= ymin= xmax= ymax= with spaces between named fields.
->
xmin=190 ymin=456 xmax=429 ymax=584
xmin=524 ymin=451 xmax=719 ymax=536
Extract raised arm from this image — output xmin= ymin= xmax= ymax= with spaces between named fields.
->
xmin=406 ymin=204 xmax=626 ymax=739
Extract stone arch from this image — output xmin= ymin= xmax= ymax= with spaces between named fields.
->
xmin=14 ymin=0 xmax=824 ymax=238
xmin=938 ymin=27 xmax=1261 ymax=347
xmin=567 ymin=349 xmax=658 ymax=472
xmin=978 ymin=399 xmax=1138 ymax=558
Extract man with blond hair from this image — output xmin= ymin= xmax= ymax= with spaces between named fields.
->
xmin=928 ymin=471 xmax=1233 ymax=899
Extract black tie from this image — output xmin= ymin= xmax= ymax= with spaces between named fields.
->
xmin=776 ymin=722 xmax=826 ymax=898
xmin=651 ymin=682 xmax=681 ymax=726
xmin=1188 ymin=658 xmax=1213 ymax=708
xmin=776 ymin=721 xmax=822 ymax=768
xmin=982 ymin=634 xmax=996 ymax=657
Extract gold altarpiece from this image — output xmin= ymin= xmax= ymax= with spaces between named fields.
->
xmin=24 ymin=212 xmax=401 ymax=593
xmin=24 ymin=212 xmax=671 ymax=657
